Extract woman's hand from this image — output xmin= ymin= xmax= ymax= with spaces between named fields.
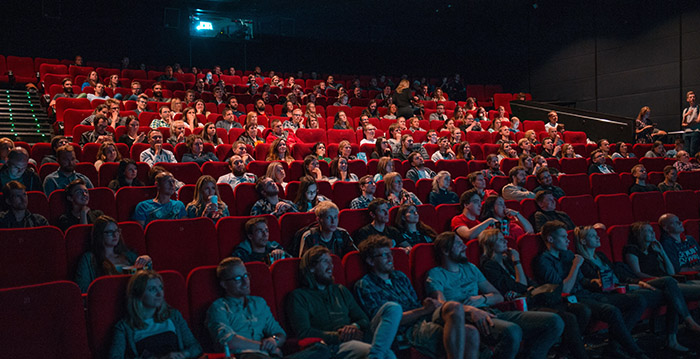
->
xmin=134 ymin=255 xmax=152 ymax=268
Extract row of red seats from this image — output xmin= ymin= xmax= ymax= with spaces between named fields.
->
xmin=4 ymin=216 xmax=700 ymax=358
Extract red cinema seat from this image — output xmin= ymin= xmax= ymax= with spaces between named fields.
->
xmin=435 ymin=203 xmax=461 ymax=232
xmin=279 ymin=212 xmax=318 ymax=252
xmin=523 ymin=120 xmax=546 ymax=133
xmin=590 ymin=173 xmax=625 ymax=196
xmin=55 ymin=97 xmax=91 ymax=124
xmin=558 ymin=195 xmax=599 ymax=226
xmin=607 ymin=225 xmax=631 ymax=262
xmin=254 ymin=143 xmax=271 ymax=161
xmin=596 ymin=194 xmax=634 ymax=227
xmin=1 ymin=281 xmax=91 ymax=359
xmin=327 ymin=129 xmax=357 ymax=144
xmin=557 ymin=174 xmax=591 ymax=196
xmin=414 ymin=178 xmax=433 ymax=204
xmin=233 ymin=182 xmax=258 ymax=216
xmin=292 ymin=143 xmax=314 ymax=160
xmin=409 ymin=243 xmax=437 ymax=298
xmin=489 ymin=176 xmax=510 ymax=195
xmin=332 ymin=181 xmax=362 ymax=209
xmin=516 ymin=233 xmax=545 ymax=278
xmin=500 ymin=158 xmax=519 ymax=175
xmin=559 ymin=158 xmax=588 ymax=175
xmin=630 ymin=191 xmax=665 ymax=222
xmin=146 ymin=218 xmax=219 ymax=277
xmin=520 ymin=198 xmax=538 ymax=221
xmin=465 ymin=239 xmax=482 ymax=265
xmin=201 ymin=161 xmax=230 ymax=180
xmin=683 ymin=219 xmax=700 ymax=242
xmin=342 ymin=248 xmax=410 ymax=289
xmin=639 ymin=157 xmax=667 ymax=173
xmin=664 ymin=190 xmax=699 ymax=220
xmin=296 ymin=128 xmax=327 ymax=144
xmin=0 ymin=226 xmax=67 ymax=288
xmin=466 ymin=131 xmax=491 ymax=144
xmin=22 ymin=191 xmax=50 ymax=219
xmin=339 ymin=208 xmax=373 ymax=237
xmin=435 ymin=160 xmax=469 ymax=178
xmin=155 ymin=162 xmax=202 ymax=184
xmin=39 ymin=63 xmax=68 ymax=81
xmin=129 ymin=142 xmax=151 ymax=161
xmin=115 ymin=186 xmax=158 ymax=222
xmin=678 ymin=171 xmax=700 ymax=191
xmin=216 ymin=215 xmax=280 ymax=259
xmin=468 ymin=160 xmax=488 ymax=172
xmin=613 ymin=157 xmax=639 ymax=173
xmin=6 ymin=55 xmax=37 ymax=83
xmin=563 ymin=131 xmax=587 ymax=144
xmin=86 ymin=271 xmax=188 ymax=359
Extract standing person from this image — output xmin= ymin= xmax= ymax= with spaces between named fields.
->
xmin=392 ymin=79 xmax=416 ymax=119
xmin=682 ymin=91 xmax=700 ymax=157
xmin=287 ymin=246 xmax=401 ymax=359
xmin=426 ymin=232 xmax=564 ymax=359
xmin=109 ymin=270 xmax=203 ymax=359
xmin=132 ymin=172 xmax=187 ymax=227
xmin=354 ymin=235 xmax=480 ymax=359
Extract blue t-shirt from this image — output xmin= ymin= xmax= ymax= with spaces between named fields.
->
xmin=425 ymin=262 xmax=487 ymax=305
xmin=133 ymin=199 xmax=187 ymax=225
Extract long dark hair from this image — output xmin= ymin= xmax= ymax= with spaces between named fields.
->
xmin=294 ymin=176 xmax=321 ymax=210
xmin=394 ymin=204 xmax=437 ymax=239
xmin=479 ymin=195 xmax=502 ymax=221
xmin=115 ymin=158 xmax=142 ymax=187
xmin=90 ymin=215 xmax=130 ymax=276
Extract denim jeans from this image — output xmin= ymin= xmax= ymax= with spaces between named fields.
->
xmin=683 ymin=132 xmax=700 ymax=159
xmin=579 ymin=292 xmax=645 ymax=355
xmin=487 ymin=310 xmax=564 ymax=359
xmin=336 ymin=302 xmax=402 ymax=359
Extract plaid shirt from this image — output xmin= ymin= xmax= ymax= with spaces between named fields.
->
xmin=250 ymin=197 xmax=298 ymax=218
xmin=349 ymin=195 xmax=374 ymax=209
xmin=354 ymin=271 xmax=422 ymax=330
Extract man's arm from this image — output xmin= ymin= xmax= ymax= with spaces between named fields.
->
xmin=286 ymin=290 xmax=341 ymax=344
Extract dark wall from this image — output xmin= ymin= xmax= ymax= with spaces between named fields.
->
xmin=525 ymin=0 xmax=700 ymax=129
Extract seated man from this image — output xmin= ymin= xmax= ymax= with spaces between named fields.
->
xmin=43 ymin=144 xmax=94 ymax=196
xmin=149 ymin=106 xmax=172 ymax=129
xmin=0 ymin=181 xmax=48 ymax=228
xmin=232 ymin=217 xmax=288 ymax=265
xmin=588 ymin=150 xmax=615 ymax=174
xmin=207 ymin=257 xmax=287 ymax=357
xmin=287 ymin=245 xmax=402 ymax=359
xmin=659 ymin=213 xmax=700 ymax=273
xmin=354 ymin=198 xmax=402 ymax=246
xmin=532 ymin=167 xmax=565 ymax=199
xmin=429 ymin=103 xmax=448 ymax=122
xmin=405 ymin=152 xmax=436 ymax=183
xmin=282 ymin=108 xmax=305 ymax=132
xmin=452 ymin=189 xmax=499 ymax=241
xmin=124 ymin=81 xmax=142 ymax=101
xmin=149 ymin=82 xmax=169 ymax=102
xmin=482 ymin=154 xmax=505 ymax=182
xmin=426 ymin=232 xmax=564 ymax=359
xmin=132 ymin=171 xmax=186 ymax=227
xmin=80 ymin=114 xmax=113 ymax=145
xmin=134 ymin=94 xmax=149 ymax=116
xmin=226 ymin=96 xmax=245 ymax=117
xmin=217 ymin=155 xmax=256 ymax=190
xmin=230 ymin=141 xmax=254 ymax=165
xmin=501 ymin=166 xmax=535 ymax=201
xmin=349 ymin=175 xmax=376 ymax=209
xmin=534 ymin=221 xmax=648 ymax=359
xmin=140 ymin=129 xmax=177 ymax=166
xmin=540 ymin=138 xmax=561 ymax=159
xmin=431 ymin=136 xmax=456 ymax=161
xmin=265 ymin=119 xmax=298 ymax=146
xmin=393 ymin=134 xmax=429 ymax=161
xmin=628 ymin=164 xmax=659 ymax=193
xmin=156 ymin=66 xmax=176 ymax=82
xmin=355 ymin=235 xmax=480 ymax=359
xmin=216 ymin=108 xmax=243 ymax=132
xmin=250 ymin=176 xmax=298 ymax=218
xmin=532 ymin=190 xmax=575 ymax=232
xmin=0 ymin=147 xmax=42 ymax=191
xmin=299 ymin=201 xmax=356 ymax=257
xmin=49 ymin=78 xmax=76 ymax=109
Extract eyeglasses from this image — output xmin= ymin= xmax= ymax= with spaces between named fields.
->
xmin=223 ymin=273 xmax=249 ymax=282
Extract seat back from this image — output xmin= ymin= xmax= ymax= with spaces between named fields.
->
xmin=278 ymin=212 xmax=318 ymax=252
xmin=559 ymin=158 xmax=588 ymax=174
xmin=630 ymin=191 xmax=665 ymax=222
xmin=557 ymin=174 xmax=590 ymax=196
xmin=596 ymin=194 xmax=634 ymax=227
xmin=146 ymin=218 xmax=219 ymax=277
xmin=1 ymin=281 xmax=91 ymax=359
xmin=0 ymin=226 xmax=67 ymax=288
xmin=409 ymin=243 xmax=437 ymax=299
xmin=516 ymin=233 xmax=545 ymax=278
xmin=664 ymin=190 xmax=699 ymax=220
xmin=590 ymin=173 xmax=624 ymax=196
xmin=115 ymin=186 xmax=158 ymax=221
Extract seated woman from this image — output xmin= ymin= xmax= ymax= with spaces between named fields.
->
xmin=371 ymin=137 xmax=392 ymax=159
xmin=440 ymin=118 xmax=457 ymax=133
xmin=328 ymin=157 xmax=358 ymax=184
xmin=181 ymin=135 xmax=218 ymax=165
xmin=394 ymin=203 xmax=437 ymax=250
xmin=237 ymin=122 xmax=264 ymax=147
xmin=181 ymin=107 xmax=199 ymax=130
xmin=496 ymin=142 xmax=518 ymax=162
xmin=449 ymin=128 xmax=463 ymax=146
xmin=109 ymin=270 xmax=202 ymax=359
xmin=305 ymin=115 xmax=320 ymax=129
xmin=311 ymin=142 xmax=331 ymax=163
xmin=635 ymin=106 xmax=667 ymax=144
xmin=74 ymin=215 xmax=152 ymax=293
xmin=304 ymin=102 xmax=319 ymax=122
xmin=561 ymin=143 xmax=582 ymax=158
xmin=373 ymin=156 xmax=394 ymax=182
xmin=524 ymin=130 xmax=540 ymax=145
xmin=201 ymin=123 xmax=223 ymax=145
xmin=332 ymin=111 xmax=351 ymax=130
xmin=428 ymin=170 xmax=458 ymax=206
xmin=194 ymin=99 xmax=210 ymax=119
xmin=518 ymin=154 xmax=534 ymax=175
xmin=383 ymin=103 xmax=398 ymax=120
xmin=644 ymin=140 xmax=666 ymax=158
xmin=337 ymin=140 xmax=367 ymax=162
xmin=479 ymin=228 xmax=590 ymax=359
xmin=533 ymin=154 xmax=559 ymax=176
xmin=451 ymin=106 xmax=467 ymax=123
xmin=167 ymin=120 xmax=187 ymax=146
xmin=455 ymin=141 xmax=474 ymax=161
xmin=302 ymin=155 xmax=325 ymax=181
xmin=479 ymin=195 xmax=533 ymax=240
xmin=95 ymin=141 xmax=122 ymax=170
xmin=186 ymin=175 xmax=229 ymax=221
xmin=281 ymin=100 xmax=295 ymax=118
xmin=58 ymin=179 xmax=104 ymax=232
xmin=108 ymin=159 xmax=144 ymax=191
xmin=612 ymin=142 xmax=635 ymax=159
xmin=407 ymin=117 xmax=425 ymax=132
xmin=494 ymin=106 xmax=509 ymax=121
xmin=118 ymin=116 xmax=147 ymax=149
xmin=577 ymin=225 xmax=700 ymax=353
xmin=487 ymin=118 xmax=502 ymax=134
xmin=265 ymin=138 xmax=294 ymax=165
xmin=265 ymin=161 xmax=288 ymax=190
xmin=384 ymin=171 xmax=421 ymax=206
xmin=294 ymin=175 xmax=329 ymax=212
xmin=468 ymin=171 xmax=497 ymax=198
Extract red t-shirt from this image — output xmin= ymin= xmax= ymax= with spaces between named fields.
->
xmin=451 ymin=214 xmax=481 ymax=231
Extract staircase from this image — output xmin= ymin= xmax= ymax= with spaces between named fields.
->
xmin=0 ymin=88 xmax=52 ymax=144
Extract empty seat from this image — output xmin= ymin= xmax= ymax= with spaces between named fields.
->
xmin=639 ymin=157 xmax=667 ymax=172
xmin=435 ymin=203 xmax=461 ymax=232
xmin=557 ymin=174 xmax=590 ymax=196
xmin=607 ymin=225 xmax=631 ymax=262
xmin=1 ymin=281 xmax=91 ymax=359
xmin=630 ymin=191 xmax=666 ymax=222
xmin=558 ymin=195 xmax=598 ymax=226
xmin=596 ymin=194 xmax=634 ymax=227
xmin=664 ymin=190 xmax=699 ymax=220
xmin=0 ymin=226 xmax=67 ymax=288
xmin=146 ymin=218 xmax=219 ymax=277
xmin=155 ymin=162 xmax=203 ymax=184
xmin=339 ymin=208 xmax=373 ymax=237
xmin=516 ymin=233 xmax=545 ymax=278
xmin=678 ymin=171 xmax=700 ymax=191
xmin=613 ymin=157 xmax=639 ymax=173
xmin=295 ymin=128 xmax=327 ymax=144
xmin=562 ymin=131 xmax=587 ymax=144
xmin=233 ymin=182 xmax=258 ymax=216
xmin=332 ymin=181 xmax=362 ymax=209
xmin=409 ymin=243 xmax=437 ymax=298
xmin=559 ymin=158 xmax=588 ymax=174
xmin=590 ymin=173 xmax=625 ymax=196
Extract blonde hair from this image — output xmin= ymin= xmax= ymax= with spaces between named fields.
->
xmin=432 ymin=170 xmax=451 ymax=192
xmin=573 ymin=226 xmax=596 ymax=261
xmin=395 ymin=79 xmax=410 ymax=94
xmin=125 ymin=270 xmax=170 ymax=329
xmin=478 ymin=228 xmax=503 ymax=259
xmin=383 ymin=172 xmax=401 ymax=193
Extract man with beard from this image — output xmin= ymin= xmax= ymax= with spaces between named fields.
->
xmin=43 ymin=145 xmax=94 ymax=196
xmin=124 ymin=81 xmax=142 ymax=101
xmin=354 ymin=235 xmax=480 ymax=359
xmin=288 ymin=245 xmax=403 ymax=359
xmin=426 ymin=232 xmax=564 ymax=359
xmin=501 ymin=166 xmax=535 ymax=201
xmin=156 ymin=66 xmax=176 ymax=82
xmin=217 ymin=155 xmax=256 ymax=190
xmin=254 ymin=99 xmax=268 ymax=119
xmin=250 ymin=176 xmax=297 ymax=218
xmin=140 ymin=129 xmax=176 ymax=166
xmin=226 ymin=96 xmax=245 ymax=116
xmin=231 ymin=218 xmax=288 ymax=265
xmin=148 ymin=82 xmax=169 ymax=102
xmin=405 ymin=152 xmax=436 ymax=182
xmin=628 ymin=164 xmax=660 ymax=193
xmin=80 ymin=114 xmax=113 ymax=145
xmin=49 ymin=78 xmax=76 ymax=109
xmin=0 ymin=181 xmax=49 ymax=228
